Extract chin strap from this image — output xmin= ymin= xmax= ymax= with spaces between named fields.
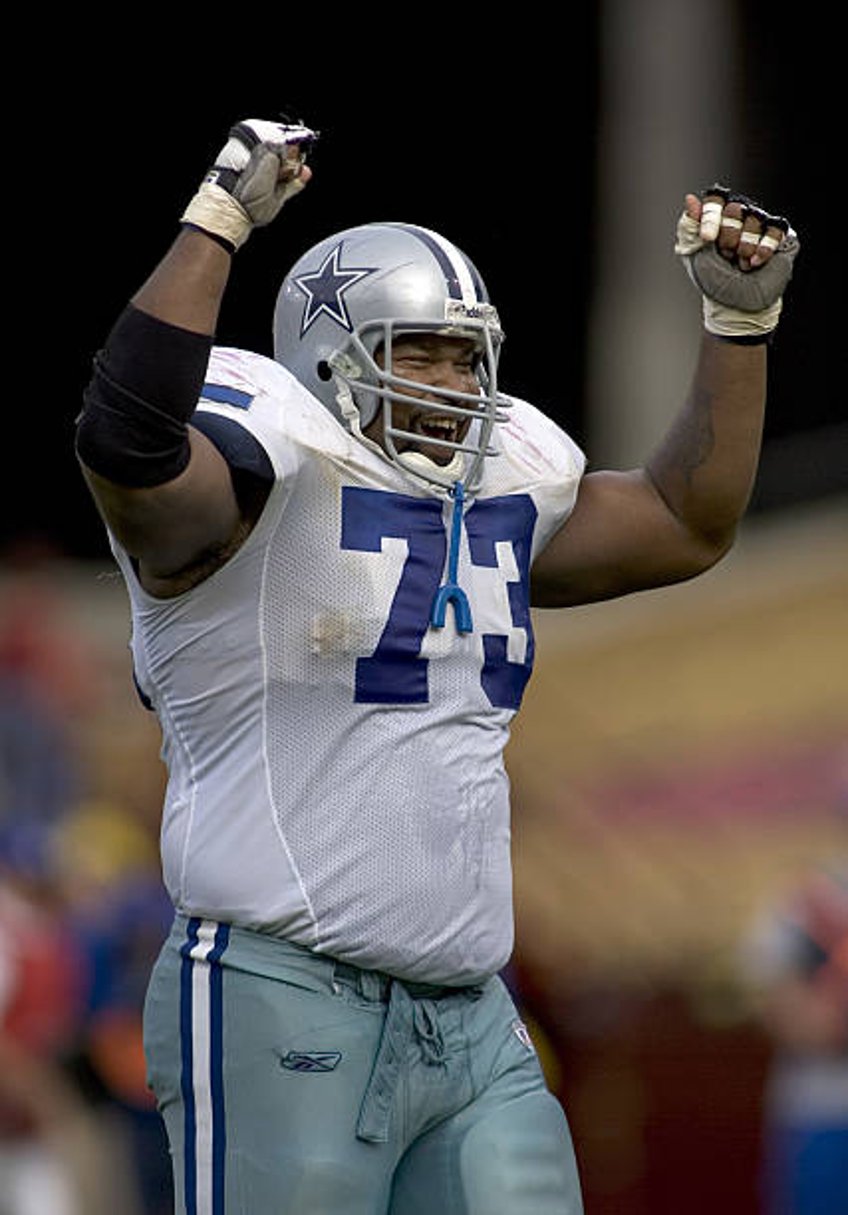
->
xmin=430 ymin=481 xmax=473 ymax=634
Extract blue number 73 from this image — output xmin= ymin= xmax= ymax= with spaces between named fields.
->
xmin=341 ymin=487 xmax=538 ymax=710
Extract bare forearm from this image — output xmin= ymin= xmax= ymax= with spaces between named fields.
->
xmin=532 ymin=187 xmax=795 ymax=609
xmin=131 ymin=226 xmax=232 ymax=334
xmin=77 ymin=227 xmax=239 ymax=572
xmin=532 ymin=334 xmax=768 ymax=608
xmin=646 ymin=333 xmax=767 ymax=552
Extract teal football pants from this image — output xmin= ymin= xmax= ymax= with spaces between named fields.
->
xmin=143 ymin=915 xmax=583 ymax=1214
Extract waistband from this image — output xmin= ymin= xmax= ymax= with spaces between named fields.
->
xmin=333 ymin=959 xmax=478 ymax=1003
xmin=170 ymin=913 xmax=485 ymax=1002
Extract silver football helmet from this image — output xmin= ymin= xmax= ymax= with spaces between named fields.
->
xmin=273 ymin=222 xmax=511 ymax=491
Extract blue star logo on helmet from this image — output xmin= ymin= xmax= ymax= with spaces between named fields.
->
xmin=293 ymin=243 xmax=376 ymax=336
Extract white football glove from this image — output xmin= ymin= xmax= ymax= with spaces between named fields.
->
xmin=182 ymin=118 xmax=318 ymax=250
xmin=675 ymin=189 xmax=800 ymax=339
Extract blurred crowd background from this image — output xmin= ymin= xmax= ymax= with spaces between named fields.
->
xmin=3 ymin=3 xmax=845 ymax=1213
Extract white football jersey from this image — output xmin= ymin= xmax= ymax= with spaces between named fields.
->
xmin=111 ymin=348 xmax=585 ymax=985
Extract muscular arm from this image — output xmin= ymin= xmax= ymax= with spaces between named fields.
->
xmin=80 ymin=229 xmax=243 ymax=583
xmin=77 ymin=121 xmax=314 ymax=589
xmin=530 ymin=183 xmax=799 ymax=609
xmin=531 ymin=333 xmax=766 ymax=607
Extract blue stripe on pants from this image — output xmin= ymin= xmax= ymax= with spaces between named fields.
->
xmin=179 ymin=918 xmax=231 ymax=1214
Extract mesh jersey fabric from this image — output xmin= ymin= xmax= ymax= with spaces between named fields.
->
xmin=109 ymin=348 xmax=585 ymax=985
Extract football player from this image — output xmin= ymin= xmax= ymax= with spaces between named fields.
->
xmin=76 ymin=119 xmax=799 ymax=1214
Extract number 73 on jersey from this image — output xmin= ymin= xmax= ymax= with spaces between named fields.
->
xmin=341 ymin=487 xmax=538 ymax=711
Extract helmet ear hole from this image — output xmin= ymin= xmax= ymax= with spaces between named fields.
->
xmin=316 ymin=360 xmax=333 ymax=382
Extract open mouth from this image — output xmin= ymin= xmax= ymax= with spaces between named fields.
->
xmin=393 ymin=413 xmax=470 ymax=465
xmin=413 ymin=414 xmax=463 ymax=446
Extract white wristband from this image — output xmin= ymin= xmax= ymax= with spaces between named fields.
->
xmin=181 ymin=183 xmax=252 ymax=250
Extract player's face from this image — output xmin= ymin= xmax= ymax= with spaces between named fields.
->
xmin=365 ymin=334 xmax=481 ymax=465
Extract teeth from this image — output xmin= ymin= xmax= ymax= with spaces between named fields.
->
xmin=417 ymin=416 xmax=457 ymax=440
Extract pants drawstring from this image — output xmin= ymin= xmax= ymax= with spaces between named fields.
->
xmin=413 ymin=998 xmax=446 ymax=1066
xmin=356 ymin=982 xmax=449 ymax=1143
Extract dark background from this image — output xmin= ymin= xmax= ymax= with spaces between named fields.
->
xmin=7 ymin=9 xmax=843 ymax=560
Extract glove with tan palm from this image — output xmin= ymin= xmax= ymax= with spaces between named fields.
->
xmin=675 ymin=185 xmax=800 ymax=341
xmin=182 ymin=118 xmax=318 ymax=251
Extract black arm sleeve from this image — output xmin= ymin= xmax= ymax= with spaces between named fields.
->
xmin=75 ymin=304 xmax=214 ymax=487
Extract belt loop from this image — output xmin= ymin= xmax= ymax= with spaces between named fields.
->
xmin=359 ymin=968 xmax=387 ymax=1002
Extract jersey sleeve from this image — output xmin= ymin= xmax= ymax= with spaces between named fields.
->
xmin=497 ymin=398 xmax=587 ymax=558
xmin=192 ymin=347 xmax=303 ymax=482
xmin=194 ymin=347 xmax=352 ymax=482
